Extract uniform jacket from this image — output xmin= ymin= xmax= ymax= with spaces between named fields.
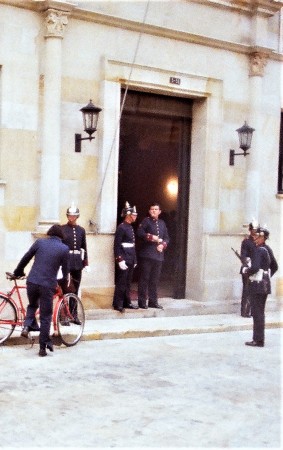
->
xmin=137 ymin=216 xmax=169 ymax=262
xmin=240 ymin=236 xmax=256 ymax=274
xmin=62 ymin=223 xmax=88 ymax=271
xmin=114 ymin=221 xmax=137 ymax=266
xmin=14 ymin=236 xmax=69 ymax=289
xmin=245 ymin=243 xmax=278 ymax=295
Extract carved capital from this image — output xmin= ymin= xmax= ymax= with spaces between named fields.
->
xmin=249 ymin=52 xmax=268 ymax=77
xmin=44 ymin=9 xmax=69 ymax=38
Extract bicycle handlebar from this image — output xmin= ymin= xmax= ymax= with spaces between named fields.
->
xmin=6 ymin=271 xmax=26 ymax=281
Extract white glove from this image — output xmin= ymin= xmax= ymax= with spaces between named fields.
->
xmin=242 ymin=267 xmax=248 ymax=274
xmin=246 ymin=257 xmax=251 ymax=268
xmin=84 ymin=266 xmax=91 ymax=273
xmin=57 ymin=266 xmax=63 ymax=279
xmin=118 ymin=260 xmax=128 ymax=270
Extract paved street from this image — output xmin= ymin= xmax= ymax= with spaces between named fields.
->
xmin=0 ymin=327 xmax=281 ymax=449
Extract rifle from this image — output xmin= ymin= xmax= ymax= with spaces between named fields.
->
xmin=231 ymin=247 xmax=249 ymax=267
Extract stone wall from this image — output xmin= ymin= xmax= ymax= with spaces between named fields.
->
xmin=0 ymin=0 xmax=282 ymax=305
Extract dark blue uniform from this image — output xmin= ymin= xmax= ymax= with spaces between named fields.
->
xmin=14 ymin=236 xmax=69 ymax=349
xmin=240 ymin=236 xmax=256 ymax=316
xmin=245 ymin=243 xmax=278 ymax=344
xmin=61 ymin=223 xmax=88 ymax=294
xmin=137 ymin=216 xmax=169 ymax=307
xmin=112 ymin=222 xmax=137 ymax=310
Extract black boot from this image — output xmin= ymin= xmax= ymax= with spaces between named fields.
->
xmin=46 ymin=342 xmax=54 ymax=352
xmin=39 ymin=348 xmax=47 ymax=357
xmin=21 ymin=326 xmax=30 ymax=338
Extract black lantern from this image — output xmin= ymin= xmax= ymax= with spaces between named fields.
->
xmin=75 ymin=100 xmax=102 ymax=152
xmin=229 ymin=121 xmax=255 ymax=165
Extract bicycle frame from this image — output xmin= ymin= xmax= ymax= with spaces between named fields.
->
xmin=0 ymin=275 xmax=57 ymax=331
xmin=0 ymin=281 xmax=27 ymax=327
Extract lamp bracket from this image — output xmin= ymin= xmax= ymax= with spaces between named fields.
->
xmin=75 ymin=133 xmax=95 ymax=153
xmin=229 ymin=149 xmax=249 ymax=166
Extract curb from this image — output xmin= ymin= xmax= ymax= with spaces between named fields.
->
xmin=82 ymin=320 xmax=283 ymax=341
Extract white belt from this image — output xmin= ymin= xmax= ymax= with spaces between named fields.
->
xmin=69 ymin=250 xmax=81 ymax=254
xmin=121 ymin=243 xmax=135 ymax=248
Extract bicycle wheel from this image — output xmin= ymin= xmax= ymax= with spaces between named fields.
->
xmin=56 ymin=293 xmax=85 ymax=346
xmin=0 ymin=296 xmax=17 ymax=344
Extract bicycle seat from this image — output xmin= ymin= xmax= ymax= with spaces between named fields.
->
xmin=5 ymin=272 xmax=25 ymax=280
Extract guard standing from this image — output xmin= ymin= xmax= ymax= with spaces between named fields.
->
xmin=137 ymin=202 xmax=169 ymax=309
xmin=61 ymin=204 xmax=89 ymax=296
xmin=112 ymin=202 xmax=139 ymax=313
xmin=240 ymin=220 xmax=258 ymax=317
xmin=242 ymin=226 xmax=278 ymax=347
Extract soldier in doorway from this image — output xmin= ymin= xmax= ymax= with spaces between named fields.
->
xmin=112 ymin=202 xmax=139 ymax=313
xmin=137 ymin=202 xmax=169 ymax=309
xmin=240 ymin=220 xmax=258 ymax=317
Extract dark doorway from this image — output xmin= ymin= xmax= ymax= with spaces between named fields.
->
xmin=118 ymin=89 xmax=192 ymax=298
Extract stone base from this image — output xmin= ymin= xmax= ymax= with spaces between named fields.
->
xmin=276 ymin=277 xmax=283 ymax=297
xmin=81 ymin=286 xmax=114 ymax=309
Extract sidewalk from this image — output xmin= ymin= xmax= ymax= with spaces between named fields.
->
xmin=82 ymin=308 xmax=283 ymax=341
xmin=6 ymin=298 xmax=283 ymax=345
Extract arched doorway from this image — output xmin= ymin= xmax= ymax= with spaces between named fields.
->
xmin=118 ymin=89 xmax=192 ymax=298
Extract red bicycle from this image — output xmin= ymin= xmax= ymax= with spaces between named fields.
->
xmin=0 ymin=272 xmax=85 ymax=346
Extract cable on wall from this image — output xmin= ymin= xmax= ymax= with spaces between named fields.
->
xmin=90 ymin=0 xmax=151 ymax=231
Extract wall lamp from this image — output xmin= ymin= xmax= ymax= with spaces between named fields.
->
xmin=229 ymin=121 xmax=255 ymax=166
xmin=75 ymin=99 xmax=102 ymax=152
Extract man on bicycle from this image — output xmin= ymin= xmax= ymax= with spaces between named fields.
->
xmin=13 ymin=225 xmax=70 ymax=357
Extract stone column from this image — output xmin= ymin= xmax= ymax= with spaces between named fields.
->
xmin=38 ymin=8 xmax=68 ymax=231
xmin=244 ymin=50 xmax=268 ymax=223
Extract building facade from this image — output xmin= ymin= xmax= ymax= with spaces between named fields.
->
xmin=0 ymin=0 xmax=282 ymax=308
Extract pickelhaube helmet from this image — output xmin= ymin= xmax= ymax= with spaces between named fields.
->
xmin=121 ymin=201 xmax=138 ymax=217
xmin=248 ymin=218 xmax=259 ymax=231
xmin=256 ymin=225 xmax=269 ymax=239
xmin=66 ymin=202 xmax=80 ymax=216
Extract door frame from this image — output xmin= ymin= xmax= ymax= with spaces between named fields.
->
xmin=118 ymin=89 xmax=192 ymax=298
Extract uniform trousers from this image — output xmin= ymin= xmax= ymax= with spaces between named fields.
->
xmin=25 ymin=282 xmax=54 ymax=348
xmin=138 ymin=257 xmax=162 ymax=306
xmin=250 ymin=292 xmax=267 ymax=343
xmin=70 ymin=269 xmax=82 ymax=295
xmin=113 ymin=264 xmax=134 ymax=309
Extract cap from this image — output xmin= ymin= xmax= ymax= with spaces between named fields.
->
xmin=256 ymin=226 xmax=269 ymax=239
xmin=66 ymin=202 xmax=80 ymax=216
xmin=121 ymin=201 xmax=138 ymax=217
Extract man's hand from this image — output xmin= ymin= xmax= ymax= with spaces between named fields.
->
xmin=13 ymin=270 xmax=25 ymax=278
